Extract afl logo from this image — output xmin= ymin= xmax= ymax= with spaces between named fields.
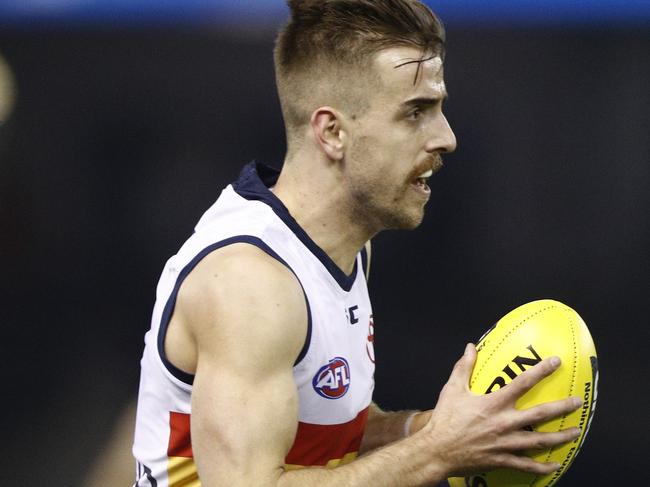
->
xmin=312 ymin=357 xmax=351 ymax=399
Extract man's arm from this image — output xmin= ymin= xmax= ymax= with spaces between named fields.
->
xmin=359 ymin=403 xmax=432 ymax=453
xmin=282 ymin=346 xmax=581 ymax=486
xmin=178 ymin=244 xmax=581 ymax=487
xmin=178 ymin=244 xmax=306 ymax=486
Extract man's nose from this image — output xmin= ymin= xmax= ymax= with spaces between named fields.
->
xmin=426 ymin=113 xmax=457 ymax=154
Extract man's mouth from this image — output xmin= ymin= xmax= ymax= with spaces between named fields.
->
xmin=414 ymin=168 xmax=434 ymax=187
xmin=410 ymin=158 xmax=443 ymax=194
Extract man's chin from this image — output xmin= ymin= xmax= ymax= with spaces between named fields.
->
xmin=384 ymin=209 xmax=426 ymax=231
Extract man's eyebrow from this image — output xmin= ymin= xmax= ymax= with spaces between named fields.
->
xmin=401 ymin=94 xmax=449 ymax=108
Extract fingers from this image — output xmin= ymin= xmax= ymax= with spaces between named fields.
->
xmin=446 ymin=343 xmax=477 ymax=390
xmin=513 ymin=396 xmax=582 ymax=429
xmin=497 ymin=356 xmax=561 ymax=402
xmin=503 ymin=427 xmax=581 ymax=452
xmin=494 ymin=454 xmax=562 ymax=476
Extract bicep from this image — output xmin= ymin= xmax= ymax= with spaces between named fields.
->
xmin=179 ymin=244 xmax=308 ymax=487
xmin=192 ymin=355 xmax=299 ymax=487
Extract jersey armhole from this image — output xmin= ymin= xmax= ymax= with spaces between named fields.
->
xmin=156 ymin=235 xmax=313 ymax=385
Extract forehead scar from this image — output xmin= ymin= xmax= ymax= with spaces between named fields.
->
xmin=394 ymin=55 xmax=443 ymax=85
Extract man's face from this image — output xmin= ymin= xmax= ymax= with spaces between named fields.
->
xmin=343 ymin=46 xmax=456 ymax=231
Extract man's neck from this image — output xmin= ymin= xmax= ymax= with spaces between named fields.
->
xmin=272 ymin=156 xmax=374 ymax=276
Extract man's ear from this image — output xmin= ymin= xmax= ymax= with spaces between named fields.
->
xmin=310 ymin=107 xmax=346 ymax=161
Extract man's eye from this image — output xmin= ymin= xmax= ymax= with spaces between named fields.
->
xmin=409 ymin=108 xmax=422 ymax=120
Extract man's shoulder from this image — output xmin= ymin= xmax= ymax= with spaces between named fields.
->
xmin=175 ymin=242 xmax=308 ymax=359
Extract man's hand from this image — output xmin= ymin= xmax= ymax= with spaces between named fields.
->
xmin=420 ymin=343 xmax=582 ymax=477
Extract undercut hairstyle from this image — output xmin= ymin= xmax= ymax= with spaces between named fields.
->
xmin=274 ymin=0 xmax=446 ymax=144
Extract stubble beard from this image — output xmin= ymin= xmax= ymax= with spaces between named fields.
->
xmin=346 ymin=139 xmax=427 ymax=233
xmin=348 ymin=176 xmax=426 ymax=233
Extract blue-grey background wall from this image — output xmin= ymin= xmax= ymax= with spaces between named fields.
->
xmin=0 ymin=2 xmax=648 ymax=485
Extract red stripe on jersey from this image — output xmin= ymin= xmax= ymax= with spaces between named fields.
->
xmin=168 ymin=412 xmax=193 ymax=458
xmin=285 ymin=407 xmax=369 ymax=466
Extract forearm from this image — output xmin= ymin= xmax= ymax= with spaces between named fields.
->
xmin=278 ymin=433 xmax=446 ymax=487
xmin=359 ymin=402 xmax=432 ymax=453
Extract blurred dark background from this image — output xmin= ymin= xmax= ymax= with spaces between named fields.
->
xmin=0 ymin=1 xmax=648 ymax=485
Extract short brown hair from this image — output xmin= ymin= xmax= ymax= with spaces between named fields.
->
xmin=274 ymin=0 xmax=446 ymax=142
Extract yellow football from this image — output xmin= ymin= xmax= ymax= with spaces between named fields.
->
xmin=448 ymin=299 xmax=598 ymax=487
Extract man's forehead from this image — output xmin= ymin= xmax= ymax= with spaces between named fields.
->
xmin=373 ymin=47 xmax=446 ymax=98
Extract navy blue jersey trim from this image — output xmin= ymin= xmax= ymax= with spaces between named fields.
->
xmin=157 ymin=235 xmax=313 ymax=386
xmin=232 ymin=161 xmax=358 ymax=292
xmin=134 ymin=461 xmax=157 ymax=487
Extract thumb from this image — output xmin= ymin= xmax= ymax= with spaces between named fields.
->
xmin=447 ymin=343 xmax=477 ymax=390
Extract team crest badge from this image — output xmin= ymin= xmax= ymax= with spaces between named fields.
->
xmin=366 ymin=315 xmax=375 ymax=363
xmin=312 ymin=357 xmax=351 ymax=399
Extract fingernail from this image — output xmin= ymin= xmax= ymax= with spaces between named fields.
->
xmin=550 ymin=356 xmax=561 ymax=368
xmin=465 ymin=343 xmax=473 ymax=355
xmin=572 ymin=397 xmax=583 ymax=408
xmin=551 ymin=462 xmax=561 ymax=470
xmin=572 ymin=428 xmax=582 ymax=437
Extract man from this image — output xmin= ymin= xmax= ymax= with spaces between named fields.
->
xmin=132 ymin=1 xmax=582 ymax=486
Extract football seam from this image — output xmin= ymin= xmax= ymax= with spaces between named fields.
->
xmin=534 ymin=306 xmax=578 ymax=487
xmin=470 ymin=303 xmax=558 ymax=389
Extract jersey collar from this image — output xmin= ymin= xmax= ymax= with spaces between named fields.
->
xmin=232 ymin=161 xmax=358 ymax=292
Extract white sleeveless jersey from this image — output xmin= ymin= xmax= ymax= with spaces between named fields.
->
xmin=132 ymin=162 xmax=375 ymax=487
